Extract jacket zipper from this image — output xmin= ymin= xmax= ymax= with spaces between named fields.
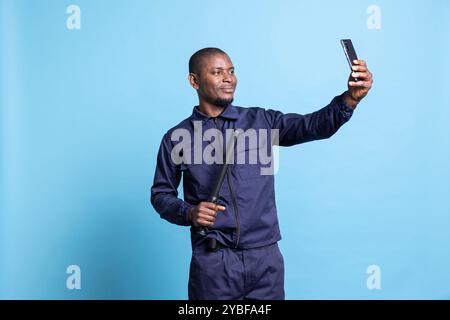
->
xmin=213 ymin=117 xmax=241 ymax=248
xmin=226 ymin=170 xmax=240 ymax=248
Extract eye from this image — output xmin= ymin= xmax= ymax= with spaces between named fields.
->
xmin=230 ymin=69 xmax=235 ymax=74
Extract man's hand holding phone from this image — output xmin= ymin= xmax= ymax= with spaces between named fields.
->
xmin=340 ymin=39 xmax=373 ymax=108
xmin=345 ymin=59 xmax=373 ymax=108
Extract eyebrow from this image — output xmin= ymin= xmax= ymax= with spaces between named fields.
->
xmin=210 ymin=67 xmax=234 ymax=70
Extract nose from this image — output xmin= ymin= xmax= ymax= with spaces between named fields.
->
xmin=222 ymin=72 xmax=233 ymax=83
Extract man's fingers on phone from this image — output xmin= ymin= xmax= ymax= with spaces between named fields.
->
xmin=352 ymin=72 xmax=370 ymax=80
xmin=349 ymin=80 xmax=371 ymax=88
xmin=352 ymin=65 xmax=367 ymax=72
xmin=353 ymin=59 xmax=366 ymax=66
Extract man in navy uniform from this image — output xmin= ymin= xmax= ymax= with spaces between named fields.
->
xmin=151 ymin=47 xmax=373 ymax=299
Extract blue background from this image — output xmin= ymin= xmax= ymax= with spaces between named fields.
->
xmin=1 ymin=0 xmax=449 ymax=299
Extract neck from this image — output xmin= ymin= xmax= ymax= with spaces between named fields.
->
xmin=198 ymin=100 xmax=228 ymax=118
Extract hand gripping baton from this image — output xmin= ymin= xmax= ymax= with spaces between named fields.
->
xmin=197 ymin=131 xmax=239 ymax=251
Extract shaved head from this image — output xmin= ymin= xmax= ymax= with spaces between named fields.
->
xmin=189 ymin=47 xmax=228 ymax=75
xmin=188 ymin=47 xmax=237 ymax=109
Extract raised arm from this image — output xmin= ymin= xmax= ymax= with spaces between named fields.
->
xmin=265 ymin=59 xmax=372 ymax=146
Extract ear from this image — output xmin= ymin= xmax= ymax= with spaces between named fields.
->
xmin=188 ymin=73 xmax=199 ymax=90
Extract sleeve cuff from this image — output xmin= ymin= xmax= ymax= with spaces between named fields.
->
xmin=336 ymin=92 xmax=356 ymax=116
xmin=180 ymin=201 xmax=195 ymax=226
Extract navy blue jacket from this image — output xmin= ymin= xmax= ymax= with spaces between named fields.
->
xmin=151 ymin=92 xmax=354 ymax=249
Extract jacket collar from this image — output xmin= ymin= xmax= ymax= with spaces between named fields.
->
xmin=190 ymin=103 xmax=239 ymax=123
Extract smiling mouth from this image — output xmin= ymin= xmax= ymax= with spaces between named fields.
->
xmin=220 ymin=87 xmax=235 ymax=92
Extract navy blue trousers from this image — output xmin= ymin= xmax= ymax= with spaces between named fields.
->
xmin=188 ymin=241 xmax=285 ymax=300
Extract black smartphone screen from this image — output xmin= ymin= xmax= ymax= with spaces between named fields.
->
xmin=340 ymin=39 xmax=359 ymax=82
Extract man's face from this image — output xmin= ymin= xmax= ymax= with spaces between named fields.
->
xmin=191 ymin=53 xmax=237 ymax=107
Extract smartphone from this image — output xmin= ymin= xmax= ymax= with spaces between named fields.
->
xmin=340 ymin=39 xmax=359 ymax=82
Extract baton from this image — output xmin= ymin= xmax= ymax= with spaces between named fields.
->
xmin=197 ymin=131 xmax=239 ymax=237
